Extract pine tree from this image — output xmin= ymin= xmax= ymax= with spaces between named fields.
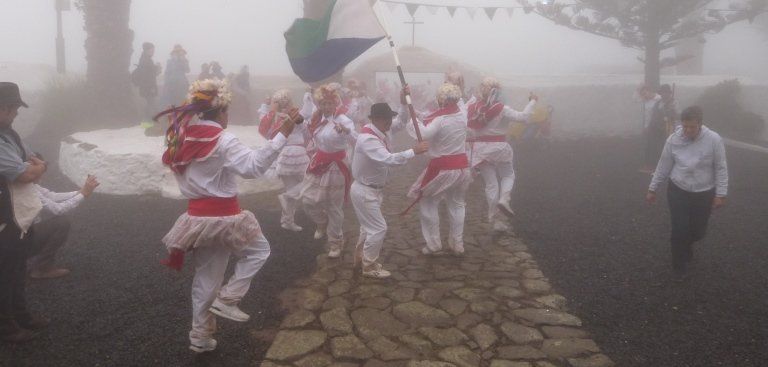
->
xmin=521 ymin=0 xmax=767 ymax=89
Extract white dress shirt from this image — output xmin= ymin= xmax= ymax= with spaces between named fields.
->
xmin=311 ymin=114 xmax=357 ymax=153
xmin=470 ymin=100 xmax=537 ymax=137
xmin=352 ymin=123 xmax=414 ymax=187
xmin=400 ymin=106 xmax=467 ymax=158
xmin=649 ymin=126 xmax=728 ymax=197
xmin=175 ymin=120 xmax=286 ymax=199
xmin=34 ymin=185 xmax=83 ymax=222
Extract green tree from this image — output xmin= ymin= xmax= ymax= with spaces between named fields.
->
xmin=521 ymin=0 xmax=767 ymax=89
xmin=77 ymin=0 xmax=136 ymax=126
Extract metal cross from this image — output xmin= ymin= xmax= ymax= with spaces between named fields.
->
xmin=404 ymin=16 xmax=424 ymax=46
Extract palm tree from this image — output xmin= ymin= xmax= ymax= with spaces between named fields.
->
xmin=77 ymin=0 xmax=136 ymax=125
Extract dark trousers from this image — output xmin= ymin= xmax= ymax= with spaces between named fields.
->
xmin=0 ymin=225 xmax=33 ymax=328
xmin=667 ymin=181 xmax=715 ymax=270
xmin=644 ymin=127 xmax=666 ymax=167
xmin=27 ymin=216 xmax=71 ymax=272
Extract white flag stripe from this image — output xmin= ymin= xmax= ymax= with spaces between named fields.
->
xmin=328 ymin=0 xmax=386 ymax=40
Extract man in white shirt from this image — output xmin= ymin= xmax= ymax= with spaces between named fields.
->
xmin=646 ymin=106 xmax=728 ymax=277
xmin=467 ymin=77 xmax=537 ymax=231
xmin=27 ymin=175 xmax=100 ymax=279
xmin=400 ymin=83 xmax=472 ymax=256
xmin=299 ymin=84 xmax=357 ymax=259
xmin=351 ymin=103 xmax=428 ymax=278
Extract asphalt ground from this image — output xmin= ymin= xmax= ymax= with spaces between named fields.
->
xmin=513 ymin=137 xmax=768 ymax=367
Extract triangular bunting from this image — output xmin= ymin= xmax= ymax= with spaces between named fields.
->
xmin=465 ymin=7 xmax=478 ymax=19
xmin=425 ymin=5 xmax=439 ymax=15
xmin=405 ymin=3 xmax=420 ymax=17
xmin=484 ymin=7 xmax=499 ymax=20
xmin=447 ymin=6 xmax=457 ymax=17
xmin=385 ymin=1 xmax=399 ymax=13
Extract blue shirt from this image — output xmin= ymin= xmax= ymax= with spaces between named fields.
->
xmin=0 ymin=127 xmax=30 ymax=181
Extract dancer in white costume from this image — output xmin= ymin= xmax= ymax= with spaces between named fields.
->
xmin=258 ymin=89 xmax=310 ymax=232
xmin=157 ymin=79 xmax=300 ymax=353
xmin=299 ymin=84 xmax=357 ymax=258
xmin=466 ymin=77 xmax=537 ymax=231
xmin=400 ymin=83 xmax=471 ymax=256
xmin=351 ymin=103 xmax=428 ymax=278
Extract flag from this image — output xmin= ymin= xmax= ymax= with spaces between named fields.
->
xmin=285 ymin=0 xmax=385 ymax=83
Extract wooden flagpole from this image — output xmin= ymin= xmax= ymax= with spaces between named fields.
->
xmin=372 ymin=3 xmax=423 ymax=142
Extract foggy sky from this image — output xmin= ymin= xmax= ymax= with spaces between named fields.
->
xmin=1 ymin=0 xmax=767 ymax=80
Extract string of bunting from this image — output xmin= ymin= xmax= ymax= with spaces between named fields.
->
xmin=377 ymin=0 xmax=556 ymax=20
xmin=377 ymin=0 xmax=767 ymax=21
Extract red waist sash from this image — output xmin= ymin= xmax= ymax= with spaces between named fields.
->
xmin=401 ymin=154 xmax=469 ymax=215
xmin=187 ymin=197 xmax=241 ymax=217
xmin=466 ymin=135 xmax=507 ymax=143
xmin=307 ymin=150 xmax=352 ymax=198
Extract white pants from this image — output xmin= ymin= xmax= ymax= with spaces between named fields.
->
xmin=419 ymin=182 xmax=467 ymax=253
xmin=301 ymin=171 xmax=346 ymax=251
xmin=189 ymin=234 xmax=271 ymax=345
xmin=350 ymin=182 xmax=386 ymax=267
xmin=279 ymin=174 xmax=303 ymax=226
xmin=477 ymin=161 xmax=515 ymax=225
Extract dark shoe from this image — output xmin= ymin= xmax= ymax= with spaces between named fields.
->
xmin=0 ymin=320 xmax=37 ymax=343
xmin=29 ymin=268 xmax=70 ymax=280
xmin=17 ymin=315 xmax=50 ymax=330
xmin=1 ymin=328 xmax=37 ymax=343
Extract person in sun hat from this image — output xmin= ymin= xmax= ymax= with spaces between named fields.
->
xmin=156 ymin=79 xmax=301 ymax=353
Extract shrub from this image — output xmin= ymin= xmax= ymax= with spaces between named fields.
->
xmin=694 ymin=79 xmax=765 ymax=140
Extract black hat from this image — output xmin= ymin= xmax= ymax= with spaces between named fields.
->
xmin=0 ymin=82 xmax=28 ymax=108
xmin=658 ymin=84 xmax=673 ymax=94
xmin=368 ymin=103 xmax=397 ymax=119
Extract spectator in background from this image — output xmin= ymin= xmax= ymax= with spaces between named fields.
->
xmin=646 ymin=106 xmax=728 ymax=278
xmin=642 ymin=84 xmax=678 ymax=174
xmin=131 ymin=42 xmax=161 ymax=120
xmin=210 ymin=61 xmax=225 ymax=80
xmin=230 ymin=66 xmax=253 ymax=123
xmin=27 ymin=175 xmax=100 ymax=280
xmin=162 ymin=44 xmax=190 ymax=107
xmin=197 ymin=63 xmax=212 ymax=81
xmin=0 ymin=82 xmax=49 ymax=343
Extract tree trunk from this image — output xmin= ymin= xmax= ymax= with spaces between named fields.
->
xmin=81 ymin=0 xmax=136 ymax=126
xmin=643 ymin=27 xmax=662 ymax=91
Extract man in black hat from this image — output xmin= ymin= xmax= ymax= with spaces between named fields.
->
xmin=350 ymin=102 xmax=428 ymax=278
xmin=0 ymin=82 xmax=49 ymax=343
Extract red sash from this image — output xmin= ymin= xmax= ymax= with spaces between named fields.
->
xmin=467 ymin=101 xmax=504 ymax=130
xmin=160 ymin=196 xmax=243 ymax=271
xmin=258 ymin=111 xmax=283 ymax=140
xmin=162 ymin=124 xmax=222 ymax=174
xmin=361 ymin=126 xmax=389 ymax=152
xmin=424 ymin=103 xmax=461 ymax=126
xmin=307 ymin=150 xmax=352 ymax=198
xmin=401 ymin=153 xmax=469 ymax=215
xmin=466 ymin=135 xmax=507 ymax=143
xmin=187 ymin=197 xmax=241 ymax=217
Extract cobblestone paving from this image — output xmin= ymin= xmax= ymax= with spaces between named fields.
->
xmin=261 ymin=161 xmax=614 ymax=367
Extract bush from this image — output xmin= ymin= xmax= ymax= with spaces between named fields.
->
xmin=694 ymin=79 xmax=766 ymax=140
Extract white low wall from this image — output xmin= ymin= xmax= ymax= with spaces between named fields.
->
xmin=59 ymin=125 xmax=282 ymax=199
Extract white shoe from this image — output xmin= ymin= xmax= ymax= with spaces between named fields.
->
xmin=209 ymin=299 xmax=250 ymax=322
xmin=421 ymin=247 xmax=440 ymax=256
xmin=189 ymin=338 xmax=217 ymax=353
xmin=328 ymin=247 xmax=342 ymax=259
xmin=497 ymin=201 xmax=516 ymax=218
xmin=281 ymin=222 xmax=303 ymax=232
xmin=314 ymin=228 xmax=326 ymax=240
xmin=362 ymin=264 xmax=391 ymax=279
xmin=492 ymin=221 xmax=510 ymax=232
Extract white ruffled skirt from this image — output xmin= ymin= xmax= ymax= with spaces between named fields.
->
xmin=275 ymin=145 xmax=310 ymax=176
xmin=467 ymin=142 xmax=514 ymax=167
xmin=162 ymin=210 xmax=262 ymax=253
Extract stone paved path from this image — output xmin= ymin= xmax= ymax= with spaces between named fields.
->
xmin=261 ymin=159 xmax=614 ymax=367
